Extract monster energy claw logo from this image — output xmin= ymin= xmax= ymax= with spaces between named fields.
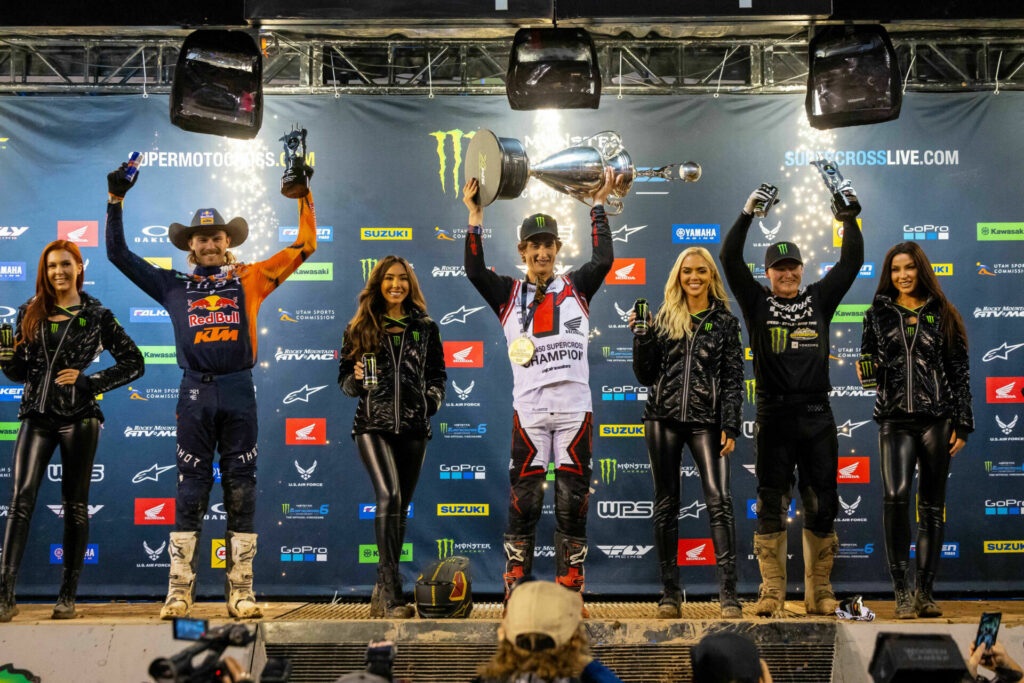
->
xmin=704 ymin=322 xmax=712 ymax=332
xmin=777 ymin=244 xmax=788 ymax=256
xmin=430 ymin=129 xmax=475 ymax=198
xmin=536 ymin=216 xmax=545 ymax=227
xmin=437 ymin=538 xmax=455 ymax=559
xmin=859 ymin=358 xmax=874 ymax=376
xmin=360 ymin=258 xmax=378 ymax=282
xmin=769 ymin=326 xmax=789 ymax=354
xmin=599 ymin=459 xmax=617 ymax=484
xmin=745 ymin=379 xmax=757 ymax=404
xmin=282 ymin=504 xmax=290 ymax=514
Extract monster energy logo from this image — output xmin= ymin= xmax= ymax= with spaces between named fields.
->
xmin=281 ymin=504 xmax=290 ymax=514
xmin=430 ymin=129 xmax=476 ymax=198
xmin=745 ymin=379 xmax=757 ymax=404
xmin=437 ymin=538 xmax=455 ymax=559
xmin=985 ymin=461 xmax=993 ymax=472
xmin=536 ymin=216 xmax=545 ymax=227
xmin=602 ymin=346 xmax=610 ymax=358
xmin=925 ymin=314 xmax=935 ymax=323
xmin=440 ymin=422 xmax=448 ymax=433
xmin=704 ymin=322 xmax=712 ymax=332
xmin=777 ymin=243 xmax=789 ymax=256
xmin=360 ymin=258 xmax=378 ymax=282
xmin=599 ymin=459 xmax=617 ymax=484
xmin=769 ymin=326 xmax=789 ymax=354
xmin=859 ymin=358 xmax=874 ymax=377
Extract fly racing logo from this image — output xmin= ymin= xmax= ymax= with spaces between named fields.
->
xmin=615 ymin=263 xmax=637 ymax=279
xmin=440 ymin=305 xmax=485 ymax=325
xmin=295 ymin=460 xmax=317 ymax=481
xmin=599 ymin=458 xmax=617 ymax=484
xmin=360 ymin=258 xmax=378 ymax=282
xmin=144 ymin=540 xmax=166 ymax=561
xmin=123 ymin=425 xmax=176 ymax=438
xmin=984 ymin=342 xmax=1024 ymax=362
xmin=678 ymin=500 xmax=707 ymax=519
xmin=745 ymin=379 xmax=756 ymax=404
xmin=429 ymin=129 xmax=475 ymax=197
xmin=453 ymin=381 xmax=475 ymax=400
xmin=0 ymin=226 xmax=29 ymax=239
xmin=47 ymin=504 xmax=104 ymax=518
xmin=597 ymin=545 xmax=654 ymax=558
xmin=685 ymin=543 xmax=708 ymax=561
xmin=612 ymin=224 xmax=648 ymax=242
xmin=840 ymin=495 xmax=862 ymax=515
xmin=132 ymin=463 xmax=175 ymax=484
xmin=759 ymin=220 xmax=781 ymax=242
xmin=283 ymin=384 xmax=328 ymax=404
xmin=997 ymin=415 xmax=1018 ymax=435
xmin=837 ymin=419 xmax=870 ymax=437
xmin=145 ymin=502 xmax=168 ymax=521
xmin=563 ymin=316 xmax=585 ymax=336
xmin=769 ymin=326 xmax=789 ymax=354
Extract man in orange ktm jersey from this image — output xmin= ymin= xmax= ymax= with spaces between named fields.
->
xmin=105 ymin=161 xmax=316 ymax=619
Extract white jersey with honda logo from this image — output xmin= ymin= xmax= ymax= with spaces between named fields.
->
xmin=500 ymin=276 xmax=591 ymax=411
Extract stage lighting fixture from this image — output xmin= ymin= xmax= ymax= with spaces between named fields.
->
xmin=506 ymin=28 xmax=601 ymax=110
xmin=868 ymin=633 xmax=967 ymax=683
xmin=805 ymin=25 xmax=901 ymax=130
xmin=170 ymin=30 xmax=263 ymax=139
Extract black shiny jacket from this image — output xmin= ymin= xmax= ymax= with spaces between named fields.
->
xmin=632 ymin=300 xmax=745 ymax=438
xmin=339 ymin=308 xmax=447 ymax=438
xmin=0 ymin=291 xmax=144 ymax=422
xmin=861 ymin=294 xmax=974 ymax=437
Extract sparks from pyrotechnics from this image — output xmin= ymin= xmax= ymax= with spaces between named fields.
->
xmin=210 ymin=137 xmax=278 ymax=263
xmin=524 ymin=110 xmax=579 ymax=260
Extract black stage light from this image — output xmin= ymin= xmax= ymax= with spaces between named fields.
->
xmin=868 ymin=633 xmax=968 ymax=683
xmin=506 ymin=28 xmax=601 ymax=110
xmin=805 ymin=25 xmax=901 ymax=130
xmin=170 ymin=29 xmax=263 ymax=139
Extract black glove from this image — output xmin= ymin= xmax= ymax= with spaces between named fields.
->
xmin=107 ymin=162 xmax=138 ymax=197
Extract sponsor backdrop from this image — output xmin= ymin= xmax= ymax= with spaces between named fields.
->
xmin=0 ymin=92 xmax=1022 ymax=598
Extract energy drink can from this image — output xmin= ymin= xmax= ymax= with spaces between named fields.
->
xmin=125 ymin=151 xmax=142 ymax=182
xmin=0 ymin=323 xmax=13 ymax=354
xmin=858 ymin=354 xmax=877 ymax=389
xmin=362 ymin=353 xmax=378 ymax=389
xmin=753 ymin=183 xmax=779 ymax=218
xmin=633 ymin=298 xmax=649 ymax=334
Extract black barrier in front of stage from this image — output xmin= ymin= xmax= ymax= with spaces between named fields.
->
xmin=0 ymin=92 xmax=1022 ymax=599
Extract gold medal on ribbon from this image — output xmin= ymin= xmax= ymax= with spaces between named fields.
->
xmin=508 ymin=335 xmax=536 ymax=365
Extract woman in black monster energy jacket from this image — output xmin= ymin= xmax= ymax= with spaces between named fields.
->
xmin=0 ymin=240 xmax=143 ymax=621
xmin=630 ymin=246 xmax=745 ymax=619
xmin=860 ymin=241 xmax=972 ymax=619
xmin=339 ymin=255 xmax=446 ymax=618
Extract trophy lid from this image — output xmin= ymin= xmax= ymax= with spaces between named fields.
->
xmin=464 ymin=129 xmax=529 ymax=206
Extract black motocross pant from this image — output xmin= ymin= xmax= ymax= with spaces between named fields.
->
xmin=645 ymin=420 xmax=735 ymax=586
xmin=755 ymin=399 xmax=839 ymax=535
xmin=354 ymin=432 xmax=427 ymax=569
xmin=879 ymin=417 xmax=953 ymax=579
xmin=1 ymin=414 xmax=100 ymax=575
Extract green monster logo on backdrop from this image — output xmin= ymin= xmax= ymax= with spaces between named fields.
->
xmin=360 ymin=258 xmax=379 ymax=282
xmin=599 ymin=459 xmax=617 ymax=485
xmin=745 ymin=379 xmax=757 ymax=405
xmin=430 ymin=129 xmax=476 ymax=197
xmin=437 ymin=538 xmax=455 ymax=559
xmin=769 ymin=326 xmax=789 ymax=354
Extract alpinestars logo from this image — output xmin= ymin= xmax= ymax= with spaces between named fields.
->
xmin=837 ymin=419 xmax=870 ymax=437
xmin=612 ymin=224 xmax=647 ymax=243
xmin=124 ymin=425 xmax=176 ymax=438
xmin=440 ymin=305 xmax=486 ymax=325
xmin=984 ymin=342 xmax=1024 ymax=362
xmin=598 ymin=545 xmax=654 ymax=559
xmin=132 ymin=463 xmax=175 ymax=483
xmin=283 ymin=384 xmax=328 ymax=404
xmin=430 ymin=129 xmax=475 ymax=197
xmin=678 ymin=500 xmax=707 ymax=519
xmin=769 ymin=327 xmax=789 ymax=354
xmin=275 ymin=349 xmax=337 ymax=361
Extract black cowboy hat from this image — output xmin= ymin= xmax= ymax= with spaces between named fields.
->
xmin=168 ymin=208 xmax=248 ymax=252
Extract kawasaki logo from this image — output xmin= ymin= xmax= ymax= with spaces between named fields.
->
xmin=430 ymin=129 xmax=475 ymax=198
xmin=599 ymin=458 xmax=617 ymax=484
xmin=360 ymin=258 xmax=378 ymax=282
xmin=769 ymin=327 xmax=789 ymax=354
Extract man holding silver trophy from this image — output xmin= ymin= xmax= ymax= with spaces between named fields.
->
xmin=462 ymin=165 xmax=619 ymax=602
xmin=105 ymin=127 xmax=317 ymax=619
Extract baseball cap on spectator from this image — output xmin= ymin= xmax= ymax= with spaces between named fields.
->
xmin=503 ymin=579 xmax=583 ymax=652
xmin=691 ymin=632 xmax=763 ymax=683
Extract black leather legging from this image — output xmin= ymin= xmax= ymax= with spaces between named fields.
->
xmin=645 ymin=420 xmax=735 ymax=586
xmin=879 ymin=417 xmax=953 ymax=580
xmin=354 ymin=432 xmax=427 ymax=569
xmin=1 ymin=414 xmax=100 ymax=575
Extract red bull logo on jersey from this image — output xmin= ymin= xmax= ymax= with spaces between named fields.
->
xmin=187 ymin=295 xmax=241 ymax=327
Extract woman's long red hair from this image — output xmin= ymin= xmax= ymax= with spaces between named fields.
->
xmin=20 ymin=240 xmax=85 ymax=346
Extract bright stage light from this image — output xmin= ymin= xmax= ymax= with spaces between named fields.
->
xmin=506 ymin=28 xmax=601 ymax=111
xmin=805 ymin=25 xmax=902 ymax=130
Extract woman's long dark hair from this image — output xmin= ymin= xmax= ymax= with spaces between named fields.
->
xmin=875 ymin=241 xmax=967 ymax=350
xmin=20 ymin=240 xmax=85 ymax=346
xmin=344 ymin=255 xmax=428 ymax=360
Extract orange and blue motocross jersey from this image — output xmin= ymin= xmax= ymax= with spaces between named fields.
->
xmin=106 ymin=193 xmax=317 ymax=374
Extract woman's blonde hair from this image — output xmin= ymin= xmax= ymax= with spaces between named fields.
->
xmin=654 ymin=246 xmax=730 ymax=339
xmin=477 ymin=627 xmax=591 ymax=680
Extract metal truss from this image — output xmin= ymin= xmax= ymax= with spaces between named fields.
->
xmin=3 ymin=31 xmax=1024 ymax=95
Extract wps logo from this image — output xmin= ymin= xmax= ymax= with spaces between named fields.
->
xmin=598 ymin=459 xmax=617 ymax=484
xmin=134 ymin=498 xmax=175 ymax=525
xmin=430 ymin=129 xmax=475 ymax=197
xmin=599 ymin=424 xmax=644 ymax=437
xmin=988 ymin=378 xmax=1024 ymax=403
xmin=286 ymin=418 xmax=327 ymax=445
xmin=605 ymin=258 xmax=646 ymax=285
xmin=677 ymin=538 xmax=715 ymax=566
xmin=768 ymin=327 xmax=789 ymax=354
xmin=597 ymin=501 xmax=653 ymax=519
xmin=838 ymin=457 xmax=870 ymax=483
xmin=58 ymin=220 xmax=98 ymax=247
xmin=444 ymin=341 xmax=483 ymax=367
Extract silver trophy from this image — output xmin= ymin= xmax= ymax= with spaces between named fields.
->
xmin=464 ymin=129 xmax=700 ymax=215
